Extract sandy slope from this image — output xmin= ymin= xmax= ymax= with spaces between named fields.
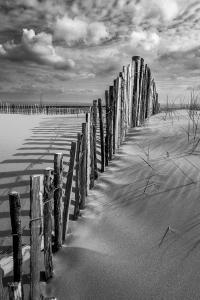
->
xmin=43 ymin=111 xmax=200 ymax=300
xmin=0 ymin=114 xmax=85 ymax=259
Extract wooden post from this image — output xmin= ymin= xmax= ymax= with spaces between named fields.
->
xmin=145 ymin=67 xmax=151 ymax=119
xmin=140 ymin=64 xmax=147 ymax=124
xmin=137 ymin=57 xmax=144 ymax=126
xmin=74 ymin=134 xmax=82 ymax=219
xmin=62 ymin=141 xmax=76 ymax=242
xmin=86 ymin=111 xmax=91 ymax=193
xmin=120 ymin=72 xmax=125 ymax=143
xmin=92 ymin=100 xmax=98 ymax=179
xmin=98 ymin=99 xmax=105 ymax=172
xmin=43 ymin=168 xmax=54 ymax=281
xmin=90 ymin=113 xmax=95 ymax=188
xmin=8 ymin=192 xmax=22 ymax=284
xmin=108 ymin=86 xmax=113 ymax=160
xmin=115 ymin=76 xmax=122 ymax=149
xmin=113 ymin=80 xmax=117 ymax=154
xmin=80 ymin=123 xmax=87 ymax=209
xmin=105 ymin=90 xmax=109 ymax=166
xmin=0 ymin=268 xmax=5 ymax=300
xmin=132 ymin=56 xmax=140 ymax=127
xmin=8 ymin=282 xmax=22 ymax=300
xmin=54 ymin=153 xmax=63 ymax=251
xmin=30 ymin=175 xmax=43 ymax=300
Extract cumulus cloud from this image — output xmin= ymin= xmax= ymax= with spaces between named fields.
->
xmin=54 ymin=15 xmax=110 ymax=45
xmin=130 ymin=30 xmax=160 ymax=51
xmin=0 ymin=28 xmax=75 ymax=69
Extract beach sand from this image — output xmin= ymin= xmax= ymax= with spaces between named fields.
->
xmin=43 ymin=111 xmax=200 ymax=299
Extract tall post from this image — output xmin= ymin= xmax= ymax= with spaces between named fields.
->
xmin=109 ymin=86 xmax=113 ymax=160
xmin=115 ymin=75 xmax=122 ymax=148
xmin=113 ymin=80 xmax=117 ymax=154
xmin=105 ymin=90 xmax=109 ymax=166
xmin=137 ymin=57 xmax=144 ymax=126
xmin=92 ymin=100 xmax=98 ymax=179
xmin=74 ymin=133 xmax=82 ymax=219
xmin=132 ymin=56 xmax=140 ymax=127
xmin=54 ymin=153 xmax=63 ymax=251
xmin=30 ymin=175 xmax=43 ymax=300
xmin=62 ymin=142 xmax=76 ymax=242
xmin=86 ymin=110 xmax=91 ymax=193
xmin=98 ymin=98 xmax=105 ymax=172
xmin=43 ymin=168 xmax=54 ymax=281
xmin=145 ymin=67 xmax=151 ymax=119
xmin=9 ymin=192 xmax=22 ymax=285
xmin=80 ymin=123 xmax=87 ymax=209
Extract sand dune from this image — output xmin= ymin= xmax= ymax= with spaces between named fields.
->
xmin=43 ymin=111 xmax=200 ymax=299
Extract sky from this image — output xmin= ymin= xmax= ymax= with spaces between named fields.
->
xmin=0 ymin=0 xmax=200 ymax=105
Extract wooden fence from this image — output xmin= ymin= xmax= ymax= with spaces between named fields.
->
xmin=0 ymin=104 xmax=90 ymax=115
xmin=0 ymin=55 xmax=159 ymax=299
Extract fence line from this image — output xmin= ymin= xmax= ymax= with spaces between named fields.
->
xmin=0 ymin=55 xmax=159 ymax=299
xmin=0 ymin=103 xmax=90 ymax=115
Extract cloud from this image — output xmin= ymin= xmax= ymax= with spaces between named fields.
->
xmin=0 ymin=28 xmax=75 ymax=69
xmin=130 ymin=30 xmax=160 ymax=51
xmin=153 ymin=0 xmax=179 ymax=21
xmin=54 ymin=14 xmax=110 ymax=45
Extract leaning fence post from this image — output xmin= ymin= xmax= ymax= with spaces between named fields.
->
xmin=43 ymin=168 xmax=54 ymax=281
xmin=80 ymin=123 xmax=87 ymax=209
xmin=54 ymin=153 xmax=63 ymax=251
xmin=132 ymin=56 xmax=140 ymax=127
xmin=109 ymin=86 xmax=113 ymax=160
xmin=105 ymin=90 xmax=109 ymax=166
xmin=74 ymin=133 xmax=82 ymax=219
xmin=30 ymin=175 xmax=43 ymax=300
xmin=0 ymin=268 xmax=4 ymax=300
xmin=8 ymin=192 xmax=23 ymax=297
xmin=86 ymin=111 xmax=91 ymax=194
xmin=62 ymin=141 xmax=76 ymax=242
xmin=92 ymin=100 xmax=98 ymax=179
xmin=98 ymin=99 xmax=105 ymax=172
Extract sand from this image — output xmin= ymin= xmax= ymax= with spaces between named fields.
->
xmin=43 ymin=110 xmax=200 ymax=299
xmin=1 ymin=111 xmax=200 ymax=299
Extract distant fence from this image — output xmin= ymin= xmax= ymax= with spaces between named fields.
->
xmin=0 ymin=55 xmax=159 ymax=299
xmin=0 ymin=104 xmax=90 ymax=115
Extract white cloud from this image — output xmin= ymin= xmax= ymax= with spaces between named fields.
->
xmin=153 ymin=0 xmax=179 ymax=21
xmin=54 ymin=15 xmax=110 ymax=45
xmin=0 ymin=29 xmax=75 ymax=69
xmin=130 ymin=30 xmax=160 ymax=51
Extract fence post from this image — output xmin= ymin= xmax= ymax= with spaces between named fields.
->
xmin=137 ymin=57 xmax=144 ymax=126
xmin=145 ymin=67 xmax=151 ymax=119
xmin=92 ymin=100 xmax=98 ymax=179
xmin=132 ymin=56 xmax=140 ymax=127
xmin=109 ymin=86 xmax=113 ymax=160
xmin=54 ymin=153 xmax=63 ymax=251
xmin=0 ymin=268 xmax=4 ymax=300
xmin=113 ymin=81 xmax=117 ymax=154
xmin=115 ymin=76 xmax=122 ymax=149
xmin=98 ymin=99 xmax=105 ymax=172
xmin=8 ymin=192 xmax=22 ymax=285
xmin=43 ymin=168 xmax=54 ymax=281
xmin=80 ymin=123 xmax=87 ymax=209
xmin=90 ymin=113 xmax=95 ymax=188
xmin=62 ymin=141 xmax=76 ymax=242
xmin=86 ymin=111 xmax=91 ymax=193
xmin=30 ymin=175 xmax=43 ymax=300
xmin=105 ymin=90 xmax=109 ymax=166
xmin=74 ymin=133 xmax=82 ymax=219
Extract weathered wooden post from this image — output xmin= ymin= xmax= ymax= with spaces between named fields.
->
xmin=54 ymin=153 xmax=63 ymax=251
xmin=62 ymin=141 xmax=76 ymax=242
xmin=115 ymin=75 xmax=122 ymax=149
xmin=74 ymin=133 xmax=82 ymax=219
xmin=80 ymin=123 xmax=87 ymax=209
xmin=90 ymin=112 xmax=95 ymax=188
xmin=109 ymin=86 xmax=113 ymax=160
xmin=30 ymin=175 xmax=43 ymax=300
xmin=140 ymin=64 xmax=147 ymax=124
xmin=43 ymin=168 xmax=54 ymax=281
xmin=105 ymin=90 xmax=109 ymax=166
xmin=137 ymin=57 xmax=144 ymax=126
xmin=98 ymin=99 xmax=105 ymax=172
xmin=113 ymin=80 xmax=117 ymax=154
xmin=92 ymin=100 xmax=98 ymax=179
xmin=86 ymin=110 xmax=91 ymax=192
xmin=145 ymin=67 xmax=151 ymax=119
xmin=132 ymin=56 xmax=140 ymax=127
xmin=0 ymin=268 xmax=4 ymax=300
xmin=8 ymin=192 xmax=22 ymax=284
